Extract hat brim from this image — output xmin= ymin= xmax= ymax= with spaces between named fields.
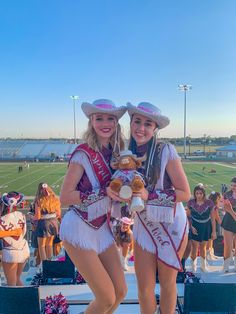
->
xmin=81 ymin=102 xmax=127 ymax=120
xmin=120 ymin=218 xmax=134 ymax=225
xmin=127 ymin=103 xmax=170 ymax=129
xmin=2 ymin=192 xmax=24 ymax=207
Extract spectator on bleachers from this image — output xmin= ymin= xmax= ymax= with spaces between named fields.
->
xmin=221 ymin=177 xmax=236 ymax=272
xmin=33 ymin=183 xmax=61 ymax=264
xmin=0 ymin=191 xmax=30 ymax=286
xmin=186 ymin=183 xmax=216 ymax=272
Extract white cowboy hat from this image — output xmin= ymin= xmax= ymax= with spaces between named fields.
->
xmin=81 ymin=99 xmax=126 ymax=120
xmin=127 ymin=102 xmax=170 ymax=129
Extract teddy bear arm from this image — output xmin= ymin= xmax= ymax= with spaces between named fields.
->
xmin=131 ymin=177 xmax=144 ymax=193
xmin=109 ymin=178 xmax=123 ymax=193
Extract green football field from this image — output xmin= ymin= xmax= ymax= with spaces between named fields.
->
xmin=0 ymin=161 xmax=235 ymax=198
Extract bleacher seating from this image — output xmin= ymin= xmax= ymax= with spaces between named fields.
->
xmin=17 ymin=143 xmax=46 ymax=158
xmin=0 ymin=140 xmax=79 ymax=160
xmin=0 ymin=140 xmax=26 ymax=159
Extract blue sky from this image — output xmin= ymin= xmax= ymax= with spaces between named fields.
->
xmin=0 ymin=0 xmax=235 ymax=139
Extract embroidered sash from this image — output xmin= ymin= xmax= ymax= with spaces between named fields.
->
xmin=146 ymin=189 xmax=176 ymax=223
xmin=137 ymin=210 xmax=182 ymax=270
xmin=70 ymin=143 xmax=112 ymax=186
xmin=70 ymin=144 xmax=112 ymax=229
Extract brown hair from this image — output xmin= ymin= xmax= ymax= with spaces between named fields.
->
xmin=193 ymin=184 xmax=206 ymax=200
xmin=231 ymin=177 xmax=236 ymax=184
xmin=209 ymin=191 xmax=221 ymax=205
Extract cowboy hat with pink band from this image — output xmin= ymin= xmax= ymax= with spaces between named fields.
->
xmin=81 ymin=99 xmax=126 ymax=120
xmin=127 ymin=101 xmax=170 ymax=129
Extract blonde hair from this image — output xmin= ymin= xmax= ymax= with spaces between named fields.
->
xmin=35 ymin=183 xmax=60 ymax=214
xmin=83 ymin=118 xmax=125 ymax=153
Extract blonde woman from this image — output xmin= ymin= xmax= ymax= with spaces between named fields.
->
xmin=60 ymin=99 xmax=127 ymax=314
xmin=34 ymin=183 xmax=61 ymax=262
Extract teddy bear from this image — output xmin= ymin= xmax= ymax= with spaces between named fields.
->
xmin=109 ymin=150 xmax=146 ymax=212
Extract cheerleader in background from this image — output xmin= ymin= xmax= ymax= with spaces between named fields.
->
xmin=34 ymin=183 xmax=61 ymax=263
xmin=114 ymin=217 xmax=134 ymax=271
xmin=186 ymin=183 xmax=216 ymax=272
xmin=0 ymin=191 xmax=30 ymax=286
xmin=207 ymin=191 xmax=222 ymax=260
xmin=221 ymin=177 xmax=236 ymax=272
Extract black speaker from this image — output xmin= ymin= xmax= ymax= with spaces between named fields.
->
xmin=42 ymin=253 xmax=75 ymax=284
xmin=182 ymin=283 xmax=236 ymax=313
xmin=0 ymin=286 xmax=41 ymax=314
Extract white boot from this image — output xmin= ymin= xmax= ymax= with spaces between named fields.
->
xmin=200 ymin=257 xmax=208 ymax=272
xmin=206 ymin=248 xmax=218 ymax=261
xmin=123 ymin=256 xmax=128 ymax=271
xmin=120 ymin=255 xmax=128 ymax=271
xmin=223 ymin=257 xmax=231 ymax=273
xmin=190 ymin=257 xmax=197 ymax=272
xmin=154 ymin=307 xmax=160 ymax=314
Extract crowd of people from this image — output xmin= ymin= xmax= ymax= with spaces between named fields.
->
xmin=0 ymin=99 xmax=235 ymax=314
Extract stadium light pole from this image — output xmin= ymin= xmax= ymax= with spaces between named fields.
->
xmin=70 ymin=95 xmax=79 ymax=144
xmin=178 ymin=84 xmax=192 ymax=159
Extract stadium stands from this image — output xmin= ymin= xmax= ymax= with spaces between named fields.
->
xmin=0 ymin=140 xmax=79 ymax=161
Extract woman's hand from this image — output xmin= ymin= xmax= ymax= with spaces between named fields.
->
xmin=191 ymin=226 xmax=198 ymax=235
xmin=106 ymin=186 xmax=131 ymax=203
xmin=211 ymin=231 xmax=217 ymax=240
xmin=223 ymin=199 xmax=235 ymax=220
xmin=223 ymin=199 xmax=232 ymax=211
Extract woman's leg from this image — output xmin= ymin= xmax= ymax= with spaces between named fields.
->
xmin=181 ymin=239 xmax=192 ymax=270
xmin=2 ymin=262 xmax=17 ymax=286
xmin=206 ymin=239 xmax=211 ymax=250
xmin=134 ymin=242 xmax=157 ymax=314
xmin=158 ymin=233 xmax=187 ymax=314
xmin=99 ymin=243 xmax=127 ymax=314
xmin=63 ymin=240 xmax=117 ymax=314
xmin=190 ymin=240 xmax=199 ymax=260
xmin=45 ymin=236 xmax=54 ymax=260
xmin=37 ymin=237 xmax=47 ymax=261
xmin=223 ymin=230 xmax=234 ymax=259
xmin=199 ymin=241 xmax=207 ymax=258
xmin=16 ymin=262 xmax=26 ymax=286
xmin=121 ymin=242 xmax=130 ymax=257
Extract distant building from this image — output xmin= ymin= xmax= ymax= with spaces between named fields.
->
xmin=216 ymin=145 xmax=236 ymax=158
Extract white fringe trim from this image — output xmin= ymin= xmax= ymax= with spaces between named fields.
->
xmin=2 ymin=242 xmax=30 ymax=263
xmin=146 ymin=205 xmax=174 ymax=223
xmin=87 ymin=196 xmax=110 ymax=221
xmin=60 ymin=210 xmax=114 ymax=254
xmin=111 ymin=201 xmax=122 ymax=219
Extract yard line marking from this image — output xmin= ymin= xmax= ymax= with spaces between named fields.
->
xmin=17 ymin=167 xmax=64 ymax=190
xmin=213 ymin=162 xmax=236 ymax=169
